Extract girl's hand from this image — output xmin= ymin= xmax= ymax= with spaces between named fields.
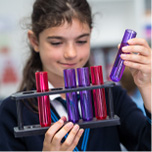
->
xmin=120 ymin=38 xmax=151 ymax=89
xmin=42 ymin=116 xmax=84 ymax=151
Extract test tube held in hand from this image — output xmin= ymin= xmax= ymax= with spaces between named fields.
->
xmin=64 ymin=69 xmax=79 ymax=123
xmin=35 ymin=72 xmax=51 ymax=127
xmin=90 ymin=65 xmax=107 ymax=120
xmin=110 ymin=29 xmax=137 ymax=82
xmin=77 ymin=67 xmax=93 ymax=121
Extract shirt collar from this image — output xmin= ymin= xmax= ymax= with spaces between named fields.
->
xmin=48 ymin=82 xmax=61 ymax=101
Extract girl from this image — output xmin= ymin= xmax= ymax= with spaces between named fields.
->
xmin=0 ymin=0 xmax=151 ymax=151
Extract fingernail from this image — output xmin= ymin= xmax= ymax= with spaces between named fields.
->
xmin=73 ymin=124 xmax=79 ymax=131
xmin=59 ymin=119 xmax=64 ymax=124
xmin=127 ymin=39 xmax=132 ymax=43
xmin=79 ymin=129 xmax=84 ymax=134
xmin=66 ymin=122 xmax=73 ymax=128
xmin=120 ymin=54 xmax=126 ymax=58
xmin=122 ymin=46 xmax=128 ymax=51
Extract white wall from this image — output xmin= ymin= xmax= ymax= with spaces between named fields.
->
xmin=0 ymin=0 xmax=147 ymax=98
xmin=88 ymin=0 xmax=145 ymax=47
xmin=0 ymin=0 xmax=34 ymax=98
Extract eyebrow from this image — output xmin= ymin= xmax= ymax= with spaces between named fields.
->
xmin=46 ymin=33 xmax=90 ymax=40
xmin=77 ymin=33 xmax=90 ymax=39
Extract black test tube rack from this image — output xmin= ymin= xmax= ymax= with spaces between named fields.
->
xmin=11 ymin=81 xmax=120 ymax=138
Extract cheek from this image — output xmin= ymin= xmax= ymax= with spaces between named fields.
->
xmin=38 ymin=42 xmax=59 ymax=60
xmin=80 ymin=47 xmax=90 ymax=61
xmin=38 ymin=44 xmax=60 ymax=62
xmin=39 ymin=50 xmax=60 ymax=68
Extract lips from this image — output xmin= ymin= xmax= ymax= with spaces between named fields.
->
xmin=58 ymin=62 xmax=77 ymax=68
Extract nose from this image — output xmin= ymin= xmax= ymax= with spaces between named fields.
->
xmin=64 ymin=43 xmax=77 ymax=59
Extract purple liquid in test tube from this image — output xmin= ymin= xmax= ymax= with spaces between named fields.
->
xmin=77 ymin=67 xmax=93 ymax=121
xmin=110 ymin=29 xmax=137 ymax=82
xmin=63 ymin=69 xmax=79 ymax=123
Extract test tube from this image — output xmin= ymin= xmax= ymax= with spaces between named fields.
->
xmin=110 ymin=29 xmax=137 ymax=82
xmin=90 ymin=65 xmax=107 ymax=120
xmin=77 ymin=67 xmax=93 ymax=121
xmin=63 ymin=69 xmax=79 ymax=123
xmin=35 ymin=72 xmax=51 ymax=127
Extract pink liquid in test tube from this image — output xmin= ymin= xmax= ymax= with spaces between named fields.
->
xmin=35 ymin=72 xmax=51 ymax=127
xmin=90 ymin=65 xmax=107 ymax=120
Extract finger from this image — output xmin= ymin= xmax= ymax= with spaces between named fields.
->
xmin=121 ymin=53 xmax=150 ymax=65
xmin=122 ymin=45 xmax=151 ymax=56
xmin=60 ymin=116 xmax=67 ymax=122
xmin=123 ymin=61 xmax=151 ymax=73
xmin=62 ymin=124 xmax=80 ymax=149
xmin=51 ymin=122 xmax=74 ymax=145
xmin=118 ymin=44 xmax=120 ymax=49
xmin=66 ymin=128 xmax=84 ymax=151
xmin=44 ymin=117 xmax=65 ymax=143
xmin=127 ymin=38 xmax=150 ymax=49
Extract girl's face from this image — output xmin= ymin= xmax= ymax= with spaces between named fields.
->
xmin=33 ymin=19 xmax=91 ymax=85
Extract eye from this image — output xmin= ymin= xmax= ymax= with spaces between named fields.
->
xmin=50 ymin=42 xmax=63 ymax=46
xmin=77 ymin=41 xmax=87 ymax=44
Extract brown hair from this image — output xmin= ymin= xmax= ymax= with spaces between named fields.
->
xmin=19 ymin=0 xmax=93 ymax=92
xmin=19 ymin=0 xmax=93 ymax=111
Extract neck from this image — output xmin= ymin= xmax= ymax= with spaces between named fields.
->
xmin=48 ymin=73 xmax=64 ymax=88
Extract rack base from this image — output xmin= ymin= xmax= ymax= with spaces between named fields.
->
xmin=14 ymin=115 xmax=120 ymax=138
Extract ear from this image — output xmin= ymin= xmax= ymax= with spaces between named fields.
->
xmin=28 ymin=30 xmax=39 ymax=52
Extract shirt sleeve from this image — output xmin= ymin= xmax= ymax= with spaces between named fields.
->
xmin=144 ymin=106 xmax=152 ymax=125
xmin=0 ymin=97 xmax=26 ymax=151
xmin=112 ymin=86 xmax=151 ymax=151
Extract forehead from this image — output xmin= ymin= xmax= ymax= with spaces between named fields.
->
xmin=40 ymin=19 xmax=91 ymax=38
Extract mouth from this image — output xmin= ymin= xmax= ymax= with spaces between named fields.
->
xmin=58 ymin=62 xmax=77 ymax=68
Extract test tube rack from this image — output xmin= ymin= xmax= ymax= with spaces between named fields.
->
xmin=11 ymin=81 xmax=120 ymax=138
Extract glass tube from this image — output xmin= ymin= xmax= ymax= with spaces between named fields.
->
xmin=90 ymin=65 xmax=107 ymax=120
xmin=63 ymin=69 xmax=79 ymax=123
xmin=110 ymin=29 xmax=137 ymax=82
xmin=77 ymin=67 xmax=93 ymax=121
xmin=35 ymin=72 xmax=51 ymax=127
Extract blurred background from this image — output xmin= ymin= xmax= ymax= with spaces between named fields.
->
xmin=0 ymin=0 xmax=151 ymax=103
